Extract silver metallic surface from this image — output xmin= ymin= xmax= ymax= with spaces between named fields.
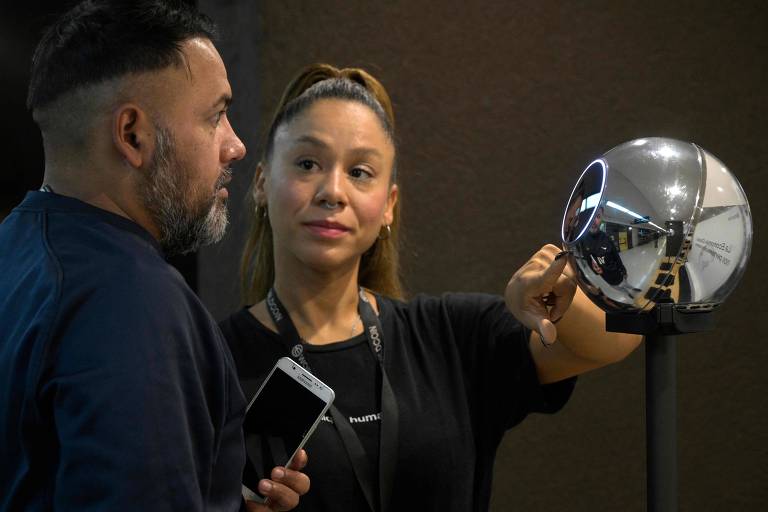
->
xmin=561 ymin=137 xmax=752 ymax=313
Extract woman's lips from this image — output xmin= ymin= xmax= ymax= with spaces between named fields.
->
xmin=303 ymin=221 xmax=350 ymax=238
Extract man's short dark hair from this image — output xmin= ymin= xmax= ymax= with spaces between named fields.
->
xmin=27 ymin=0 xmax=217 ymax=113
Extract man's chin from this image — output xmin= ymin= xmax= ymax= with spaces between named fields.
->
xmin=203 ymin=201 xmax=229 ymax=243
xmin=155 ymin=200 xmax=229 ymax=256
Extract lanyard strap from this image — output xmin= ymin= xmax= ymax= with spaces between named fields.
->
xmin=265 ymin=288 xmax=398 ymax=512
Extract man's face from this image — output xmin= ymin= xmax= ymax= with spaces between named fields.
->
xmin=139 ymin=37 xmax=246 ymax=255
xmin=590 ymin=209 xmax=603 ymax=233
xmin=140 ymin=124 xmax=232 ymax=255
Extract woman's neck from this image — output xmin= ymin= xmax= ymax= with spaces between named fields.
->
xmin=270 ymin=260 xmax=364 ymax=345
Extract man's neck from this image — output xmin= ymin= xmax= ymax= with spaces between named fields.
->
xmin=42 ymin=165 xmax=161 ymax=240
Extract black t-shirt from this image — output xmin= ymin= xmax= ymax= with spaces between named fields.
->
xmin=220 ymin=293 xmax=575 ymax=512
xmin=304 ymin=335 xmax=383 ymax=483
xmin=581 ymin=230 xmax=627 ymax=285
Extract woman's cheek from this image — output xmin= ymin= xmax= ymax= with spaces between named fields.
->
xmin=273 ymin=177 xmax=312 ymax=212
xmin=359 ymin=189 xmax=391 ymax=225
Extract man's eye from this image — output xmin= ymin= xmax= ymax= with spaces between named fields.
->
xmin=214 ymin=111 xmax=226 ymax=125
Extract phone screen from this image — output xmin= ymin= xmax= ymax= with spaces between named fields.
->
xmin=242 ymin=366 xmax=329 ymax=496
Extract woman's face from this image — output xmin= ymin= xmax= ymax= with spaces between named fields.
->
xmin=257 ymin=98 xmax=398 ymax=273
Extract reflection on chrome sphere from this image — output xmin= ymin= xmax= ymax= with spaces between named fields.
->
xmin=561 ymin=137 xmax=752 ymax=313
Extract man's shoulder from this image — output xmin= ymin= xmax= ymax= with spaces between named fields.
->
xmin=51 ymin=253 xmax=217 ymax=376
xmin=42 ymin=216 xmax=206 ymax=340
xmin=42 ymin=210 xmax=188 ymax=299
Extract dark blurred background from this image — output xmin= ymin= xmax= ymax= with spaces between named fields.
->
xmin=3 ymin=1 xmax=767 ymax=510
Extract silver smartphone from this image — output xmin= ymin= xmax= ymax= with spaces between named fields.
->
xmin=241 ymin=356 xmax=335 ymax=501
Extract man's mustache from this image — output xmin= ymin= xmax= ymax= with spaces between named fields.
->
xmin=214 ymin=167 xmax=233 ymax=191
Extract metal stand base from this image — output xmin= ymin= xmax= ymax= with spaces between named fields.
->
xmin=606 ymin=305 xmax=714 ymax=512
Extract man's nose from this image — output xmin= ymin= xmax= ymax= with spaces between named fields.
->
xmin=222 ymin=121 xmax=246 ymax=163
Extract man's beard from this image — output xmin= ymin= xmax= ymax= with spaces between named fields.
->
xmin=139 ymin=126 xmax=231 ymax=256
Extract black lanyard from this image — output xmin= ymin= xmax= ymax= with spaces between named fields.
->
xmin=266 ymin=287 xmax=399 ymax=512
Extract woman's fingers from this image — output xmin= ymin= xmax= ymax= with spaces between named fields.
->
xmin=246 ymin=453 xmax=311 ymax=512
xmin=506 ymin=245 xmax=576 ymax=345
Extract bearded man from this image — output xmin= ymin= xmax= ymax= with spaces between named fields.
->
xmin=0 ymin=1 xmax=306 ymax=510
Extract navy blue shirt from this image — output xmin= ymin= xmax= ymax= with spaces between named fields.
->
xmin=0 ymin=192 xmax=246 ymax=511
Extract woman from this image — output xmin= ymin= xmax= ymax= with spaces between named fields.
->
xmin=220 ymin=64 xmax=642 ymax=511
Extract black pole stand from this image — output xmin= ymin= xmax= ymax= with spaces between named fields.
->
xmin=606 ymin=304 xmax=715 ymax=512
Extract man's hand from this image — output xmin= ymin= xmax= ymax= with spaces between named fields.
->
xmin=505 ymin=244 xmax=577 ymax=345
xmin=245 ymin=450 xmax=310 ymax=512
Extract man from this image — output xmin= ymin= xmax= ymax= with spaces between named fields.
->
xmin=582 ymin=207 xmax=640 ymax=299
xmin=0 ymin=1 xmax=307 ymax=510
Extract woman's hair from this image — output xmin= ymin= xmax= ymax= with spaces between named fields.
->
xmin=240 ymin=63 xmax=403 ymax=304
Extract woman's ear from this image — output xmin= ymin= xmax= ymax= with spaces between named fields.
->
xmin=112 ymin=103 xmax=154 ymax=169
xmin=253 ymin=162 xmax=268 ymax=206
xmin=383 ymin=183 xmax=398 ymax=226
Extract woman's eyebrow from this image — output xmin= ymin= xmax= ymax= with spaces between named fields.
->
xmin=293 ymin=135 xmax=329 ymax=148
xmin=292 ymin=135 xmax=383 ymax=159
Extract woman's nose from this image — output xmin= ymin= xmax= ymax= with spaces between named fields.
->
xmin=314 ymin=166 xmax=346 ymax=207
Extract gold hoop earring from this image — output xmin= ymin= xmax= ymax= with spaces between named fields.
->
xmin=378 ymin=224 xmax=391 ymax=240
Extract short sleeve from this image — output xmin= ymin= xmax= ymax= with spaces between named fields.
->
xmin=439 ymin=293 xmax=575 ymax=434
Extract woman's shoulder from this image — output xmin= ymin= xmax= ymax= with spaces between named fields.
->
xmin=218 ymin=306 xmax=285 ymax=380
xmin=219 ymin=306 xmax=280 ymax=349
xmin=376 ymin=292 xmax=509 ymax=330
xmin=375 ymin=292 xmax=522 ymax=358
xmin=378 ymin=292 xmax=505 ymax=314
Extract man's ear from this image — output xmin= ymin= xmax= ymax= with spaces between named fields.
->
xmin=112 ymin=103 xmax=154 ymax=169
xmin=252 ymin=162 xmax=268 ymax=206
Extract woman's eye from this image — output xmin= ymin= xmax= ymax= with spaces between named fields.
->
xmin=297 ymin=159 xmax=317 ymax=171
xmin=349 ymin=167 xmax=372 ymax=180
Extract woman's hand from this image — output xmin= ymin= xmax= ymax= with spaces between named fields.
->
xmin=505 ymin=244 xmax=576 ymax=345
xmin=508 ymin=245 xmax=643 ymax=383
xmin=245 ymin=449 xmax=310 ymax=511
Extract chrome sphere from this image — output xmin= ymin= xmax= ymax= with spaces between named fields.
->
xmin=561 ymin=137 xmax=752 ymax=313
